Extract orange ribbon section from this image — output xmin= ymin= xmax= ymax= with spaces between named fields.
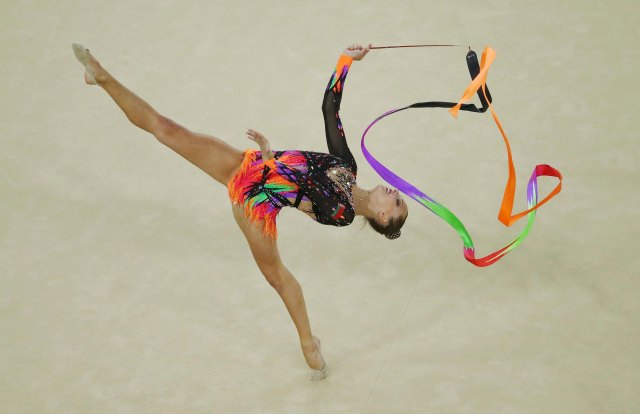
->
xmin=450 ymin=47 xmax=562 ymax=227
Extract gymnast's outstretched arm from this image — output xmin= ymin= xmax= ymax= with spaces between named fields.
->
xmin=321 ymin=44 xmax=371 ymax=174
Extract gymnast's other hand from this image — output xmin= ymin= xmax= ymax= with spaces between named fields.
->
xmin=246 ymin=129 xmax=274 ymax=161
xmin=343 ymin=43 xmax=372 ymax=61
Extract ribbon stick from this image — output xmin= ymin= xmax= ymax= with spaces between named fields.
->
xmin=370 ymin=44 xmax=464 ymax=49
xmin=361 ymin=46 xmax=563 ymax=267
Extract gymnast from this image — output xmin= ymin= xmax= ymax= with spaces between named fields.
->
xmin=72 ymin=42 xmax=409 ymax=380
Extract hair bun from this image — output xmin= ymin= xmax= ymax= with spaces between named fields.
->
xmin=385 ymin=230 xmax=401 ymax=240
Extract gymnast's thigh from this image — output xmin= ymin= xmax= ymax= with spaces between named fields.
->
xmin=155 ymin=117 xmax=245 ymax=185
xmin=231 ymin=204 xmax=283 ymax=276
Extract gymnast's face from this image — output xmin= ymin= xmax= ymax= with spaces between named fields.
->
xmin=370 ymin=185 xmax=409 ymax=225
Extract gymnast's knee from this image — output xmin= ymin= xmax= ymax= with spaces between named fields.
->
xmin=260 ymin=264 xmax=288 ymax=291
xmin=153 ymin=115 xmax=184 ymax=144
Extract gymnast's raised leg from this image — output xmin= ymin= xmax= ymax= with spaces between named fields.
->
xmin=72 ymin=44 xmax=245 ymax=185
xmin=72 ymin=44 xmax=326 ymax=376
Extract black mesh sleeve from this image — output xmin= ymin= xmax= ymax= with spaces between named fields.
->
xmin=322 ymin=55 xmax=357 ymax=173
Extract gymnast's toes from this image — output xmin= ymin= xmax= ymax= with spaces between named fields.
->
xmin=72 ymin=44 xmax=107 ymax=85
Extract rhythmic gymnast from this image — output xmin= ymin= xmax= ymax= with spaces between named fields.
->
xmin=72 ymin=42 xmax=408 ymax=380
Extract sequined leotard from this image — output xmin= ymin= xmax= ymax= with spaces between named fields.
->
xmin=228 ymin=54 xmax=357 ymax=239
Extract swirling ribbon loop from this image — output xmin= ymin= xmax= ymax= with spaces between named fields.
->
xmin=361 ymin=46 xmax=563 ymax=267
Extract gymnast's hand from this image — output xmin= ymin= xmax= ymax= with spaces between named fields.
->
xmin=343 ymin=43 xmax=372 ymax=61
xmin=246 ymin=129 xmax=274 ymax=161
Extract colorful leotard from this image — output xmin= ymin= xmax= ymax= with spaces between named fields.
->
xmin=228 ymin=54 xmax=357 ymax=239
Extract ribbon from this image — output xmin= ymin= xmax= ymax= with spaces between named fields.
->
xmin=361 ymin=46 xmax=563 ymax=267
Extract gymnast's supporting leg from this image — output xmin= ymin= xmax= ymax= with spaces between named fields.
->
xmin=75 ymin=46 xmax=244 ymax=185
xmin=232 ymin=205 xmax=326 ymax=372
xmin=75 ymin=45 xmax=325 ymax=374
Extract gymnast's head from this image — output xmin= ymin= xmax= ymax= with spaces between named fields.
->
xmin=364 ymin=185 xmax=409 ymax=240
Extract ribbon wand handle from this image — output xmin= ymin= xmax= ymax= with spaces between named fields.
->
xmin=370 ymin=44 xmax=465 ymax=50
